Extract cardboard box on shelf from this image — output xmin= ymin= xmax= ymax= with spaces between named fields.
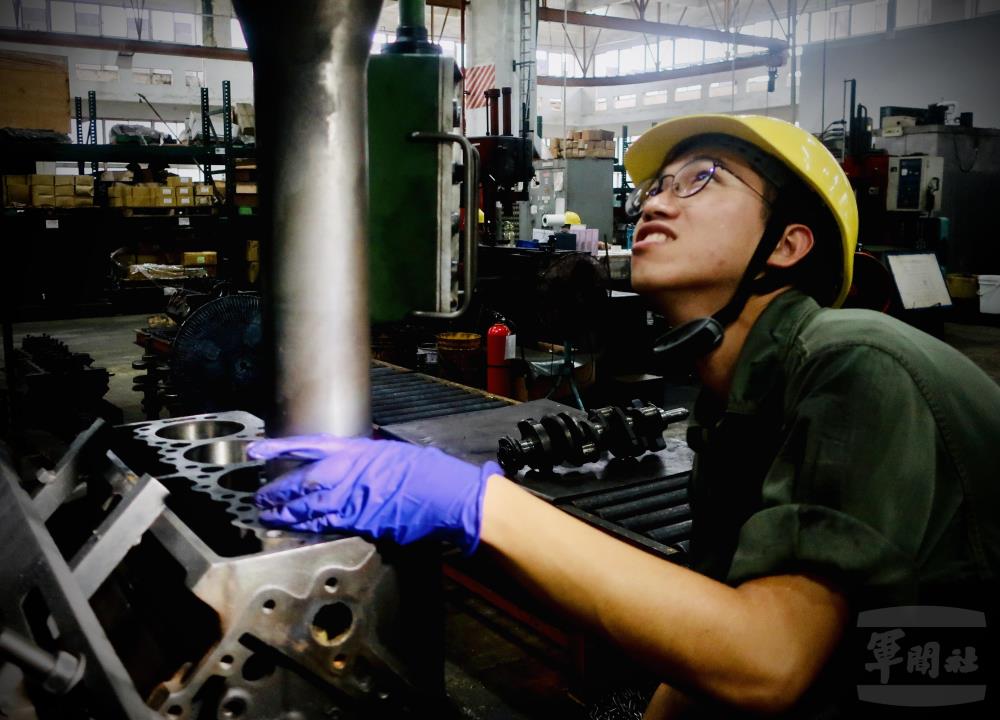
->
xmin=129 ymin=186 xmax=153 ymax=207
xmin=177 ymin=195 xmax=192 ymax=206
xmin=4 ymin=181 xmax=30 ymax=205
xmin=234 ymin=182 xmax=256 ymax=195
xmin=109 ymin=197 xmax=126 ymax=208
xmin=234 ymin=102 xmax=255 ymax=136
xmin=233 ymin=164 xmax=256 ymax=183
xmin=54 ymin=184 xmax=74 ymax=197
xmin=54 ymin=196 xmax=75 ymax=208
xmin=155 ymin=193 xmax=176 ymax=207
xmin=0 ymin=50 xmax=71 ymax=133
xmin=30 ymin=174 xmax=55 ymax=186
xmin=195 ymin=195 xmax=213 ymax=206
xmin=194 ymin=183 xmax=213 ymax=196
xmin=175 ymin=186 xmax=192 ymax=197
xmin=30 ymin=186 xmax=54 ymax=206
xmin=74 ymin=174 xmax=94 ymax=187
xmin=107 ymin=183 xmax=130 ymax=200
xmin=246 ymin=240 xmax=259 ymax=262
xmin=157 ymin=186 xmax=174 ymax=198
xmin=5 ymin=175 xmax=29 ymax=186
xmin=166 ymin=175 xmax=193 ymax=187
xmin=74 ymin=183 xmax=94 ymax=197
xmin=54 ymin=175 xmax=74 ymax=186
xmin=183 ymin=251 xmax=217 ymax=267
xmin=74 ymin=196 xmax=92 ymax=207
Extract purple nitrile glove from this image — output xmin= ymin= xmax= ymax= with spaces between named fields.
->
xmin=248 ymin=435 xmax=503 ymax=555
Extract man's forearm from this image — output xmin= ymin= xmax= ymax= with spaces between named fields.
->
xmin=479 ymin=475 xmax=845 ymax=713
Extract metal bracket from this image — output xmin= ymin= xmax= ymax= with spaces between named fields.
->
xmin=69 ymin=473 xmax=169 ymax=599
xmin=32 ymin=418 xmax=107 ymax=521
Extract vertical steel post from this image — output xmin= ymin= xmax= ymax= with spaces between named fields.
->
xmin=222 ymin=80 xmax=233 ymax=205
xmin=233 ymin=0 xmax=381 ymax=437
xmin=200 ymin=86 xmax=212 ymax=181
xmin=74 ymin=97 xmax=84 ymax=174
xmin=87 ymin=91 xmax=98 ymax=174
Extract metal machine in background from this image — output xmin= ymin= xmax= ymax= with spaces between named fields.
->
xmin=529 ymin=157 xmax=615 ymax=247
xmin=469 ymin=86 xmax=535 ymax=246
xmin=875 ymin=121 xmax=1000 ymax=274
xmin=367 ymin=15 xmax=477 ymax=322
xmin=886 ymin=155 xmax=944 ymax=213
xmin=831 ymin=80 xmax=954 ymax=312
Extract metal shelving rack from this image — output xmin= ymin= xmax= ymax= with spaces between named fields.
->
xmin=0 ymin=82 xmax=258 ymax=321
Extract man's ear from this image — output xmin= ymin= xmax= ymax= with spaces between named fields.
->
xmin=768 ymin=223 xmax=814 ymax=269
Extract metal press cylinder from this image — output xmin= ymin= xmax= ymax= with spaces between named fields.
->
xmin=486 ymin=88 xmax=500 ymax=137
xmin=234 ymin=0 xmax=381 ymax=437
xmin=501 ymin=86 xmax=512 ymax=136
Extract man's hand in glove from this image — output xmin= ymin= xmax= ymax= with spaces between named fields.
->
xmin=248 ymin=435 xmax=503 ymax=554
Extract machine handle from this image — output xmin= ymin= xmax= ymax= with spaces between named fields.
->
xmin=409 ymin=131 xmax=478 ymax=319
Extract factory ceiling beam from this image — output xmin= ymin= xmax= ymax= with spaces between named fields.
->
xmin=0 ymin=28 xmax=250 ymax=61
xmin=537 ymin=7 xmax=787 ymax=52
xmin=537 ymin=50 xmax=785 ymax=86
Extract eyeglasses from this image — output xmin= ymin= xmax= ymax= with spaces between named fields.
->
xmin=625 ymin=157 xmax=769 ymax=218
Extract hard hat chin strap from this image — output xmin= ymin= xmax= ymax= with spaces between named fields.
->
xmin=653 ymin=202 xmax=791 ymax=366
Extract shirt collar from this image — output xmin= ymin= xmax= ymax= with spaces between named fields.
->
xmin=694 ymin=289 xmax=821 ymax=424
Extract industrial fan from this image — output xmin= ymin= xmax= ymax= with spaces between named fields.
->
xmin=170 ymin=294 xmax=265 ymax=415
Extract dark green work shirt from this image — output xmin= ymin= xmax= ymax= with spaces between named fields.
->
xmin=686 ymin=290 xmax=1000 ymax=716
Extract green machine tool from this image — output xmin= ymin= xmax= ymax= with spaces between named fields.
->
xmin=368 ymin=0 xmax=478 ymax=322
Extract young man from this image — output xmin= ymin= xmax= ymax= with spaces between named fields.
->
xmin=250 ymin=115 xmax=1000 ymax=716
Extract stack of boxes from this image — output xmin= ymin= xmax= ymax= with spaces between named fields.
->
xmin=107 ymin=178 xmax=215 ymax=209
xmin=550 ymin=129 xmax=617 ymax=159
xmin=2 ymin=174 xmax=94 ymax=207
xmin=1 ymin=173 xmax=215 ymax=210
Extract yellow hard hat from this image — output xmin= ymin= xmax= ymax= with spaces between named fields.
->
xmin=624 ymin=114 xmax=857 ymax=307
xmin=477 ymin=208 xmax=485 ymax=223
xmin=563 ymin=210 xmax=582 ymax=225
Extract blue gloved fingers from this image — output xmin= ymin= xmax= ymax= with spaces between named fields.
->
xmin=258 ymin=487 xmax=356 ymax=525
xmin=254 ymin=441 xmax=384 ymax=508
xmin=247 ymin=434 xmax=370 ymax=462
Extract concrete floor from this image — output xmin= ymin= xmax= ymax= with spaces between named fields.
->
xmin=3 ymin=311 xmax=1000 ymax=718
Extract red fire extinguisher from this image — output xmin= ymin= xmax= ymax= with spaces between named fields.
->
xmin=486 ymin=321 xmax=512 ymax=397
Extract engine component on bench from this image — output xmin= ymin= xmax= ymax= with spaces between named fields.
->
xmin=10 ymin=334 xmax=121 ymax=437
xmin=497 ymin=400 xmax=689 ymax=474
xmin=0 ymin=412 xmax=442 ymax=719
